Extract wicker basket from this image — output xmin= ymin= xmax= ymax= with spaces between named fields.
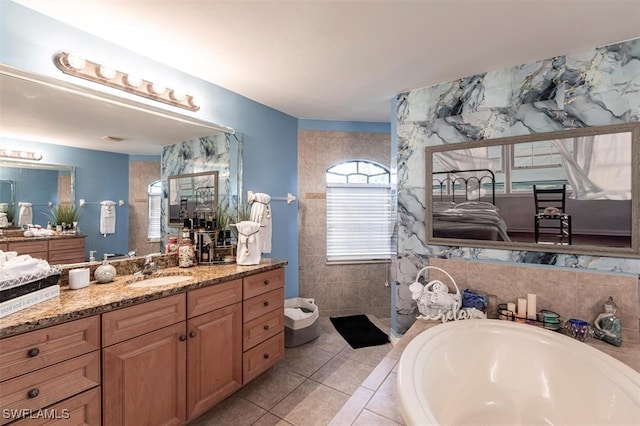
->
xmin=411 ymin=266 xmax=461 ymax=322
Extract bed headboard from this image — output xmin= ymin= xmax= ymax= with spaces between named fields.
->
xmin=432 ymin=168 xmax=496 ymax=205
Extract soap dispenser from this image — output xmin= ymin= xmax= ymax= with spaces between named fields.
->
xmin=94 ymin=254 xmax=117 ymax=283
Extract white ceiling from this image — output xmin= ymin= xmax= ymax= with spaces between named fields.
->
xmin=4 ymin=0 xmax=640 ymax=154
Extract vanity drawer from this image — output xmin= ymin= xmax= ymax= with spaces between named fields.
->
xmin=0 ymin=316 xmax=100 ymax=381
xmin=8 ymin=240 xmax=48 ymax=260
xmin=0 ymin=243 xmax=7 ymax=251
xmin=187 ymin=279 xmax=242 ymax=318
xmin=0 ymin=351 xmax=100 ymax=425
xmin=243 ymin=308 xmax=284 ymax=351
xmin=102 ymin=294 xmax=186 ymax=346
xmin=243 ymin=288 xmax=284 ymax=323
xmin=48 ymin=238 xmax=84 ymax=251
xmin=242 ymin=332 xmax=284 ymax=384
xmin=48 ymin=248 xmax=85 ymax=265
xmin=243 ymin=268 xmax=284 ymax=300
xmin=10 ymin=387 xmax=101 ymax=426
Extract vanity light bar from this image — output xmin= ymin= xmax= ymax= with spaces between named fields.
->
xmin=1 ymin=149 xmax=43 ymax=161
xmin=53 ymin=52 xmax=200 ymax=112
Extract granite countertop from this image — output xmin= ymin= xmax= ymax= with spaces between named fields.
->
xmin=0 ymin=258 xmax=287 ymax=338
xmin=392 ymin=320 xmax=640 ymax=374
xmin=0 ymin=233 xmax=86 ymax=243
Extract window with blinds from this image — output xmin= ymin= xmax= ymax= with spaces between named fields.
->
xmin=326 ymin=161 xmax=393 ymax=263
xmin=147 ymin=180 xmax=162 ymax=241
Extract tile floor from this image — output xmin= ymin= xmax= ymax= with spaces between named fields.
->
xmin=188 ymin=316 xmax=396 ymax=426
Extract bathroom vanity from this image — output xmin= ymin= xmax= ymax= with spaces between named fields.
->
xmin=0 ymin=259 xmax=286 ymax=425
xmin=0 ymin=234 xmax=86 ymax=264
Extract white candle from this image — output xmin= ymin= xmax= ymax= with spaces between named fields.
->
xmin=517 ymin=298 xmax=527 ymax=319
xmin=527 ymin=294 xmax=537 ymax=320
xmin=507 ymin=302 xmax=516 ymax=314
xmin=69 ymin=268 xmax=90 ymax=290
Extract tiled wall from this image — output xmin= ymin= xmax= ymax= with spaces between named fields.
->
xmin=128 ymin=160 xmax=161 ymax=256
xmin=298 ymin=130 xmax=391 ymax=318
xmin=428 ymin=258 xmax=639 ymax=343
xmin=394 ymin=37 xmax=640 ymax=334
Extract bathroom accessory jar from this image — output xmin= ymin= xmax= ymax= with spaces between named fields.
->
xmin=178 ymin=230 xmax=195 ymax=268
xmin=94 ymin=254 xmax=116 ymax=283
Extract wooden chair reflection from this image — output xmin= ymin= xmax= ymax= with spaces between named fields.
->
xmin=533 ymin=184 xmax=572 ymax=245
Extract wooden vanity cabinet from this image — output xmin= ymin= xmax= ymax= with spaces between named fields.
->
xmin=102 ymin=294 xmax=187 ymax=425
xmin=0 ymin=316 xmax=101 ymax=426
xmin=6 ymin=237 xmax=85 ymax=264
xmin=242 ymin=268 xmax=285 ymax=384
xmin=7 ymin=240 xmax=48 ymax=261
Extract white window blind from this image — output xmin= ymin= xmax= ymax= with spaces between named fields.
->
xmin=326 ymin=184 xmax=393 ymax=262
xmin=147 ymin=181 xmax=162 ymax=241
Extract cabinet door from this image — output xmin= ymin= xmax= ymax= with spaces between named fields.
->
xmin=187 ymin=302 xmax=242 ymax=421
xmin=103 ymin=322 xmax=187 ymax=426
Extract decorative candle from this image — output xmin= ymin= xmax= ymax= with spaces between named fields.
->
xmin=527 ymin=294 xmax=537 ymax=320
xmin=517 ymin=298 xmax=527 ymax=319
xmin=507 ymin=302 xmax=516 ymax=314
xmin=69 ymin=268 xmax=90 ymax=290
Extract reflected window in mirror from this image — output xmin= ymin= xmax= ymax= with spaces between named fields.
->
xmin=426 ymin=123 xmax=639 ymax=258
xmin=148 ymin=180 xmax=162 ymax=242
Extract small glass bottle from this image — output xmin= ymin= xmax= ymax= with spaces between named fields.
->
xmin=178 ymin=229 xmax=195 ymax=268
xmin=94 ymin=254 xmax=116 ymax=283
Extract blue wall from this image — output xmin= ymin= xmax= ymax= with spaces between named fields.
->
xmin=299 ymin=119 xmax=391 ymax=133
xmin=1 ymin=2 xmax=300 ymax=297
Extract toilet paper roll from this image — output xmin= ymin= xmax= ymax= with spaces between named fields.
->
xmin=69 ymin=268 xmax=90 ymax=290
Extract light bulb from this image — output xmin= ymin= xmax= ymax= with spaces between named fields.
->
xmin=124 ymin=74 xmax=142 ymax=88
xmin=150 ymin=82 xmax=166 ymax=95
xmin=4 ymin=150 xmax=13 ymax=157
xmin=66 ymin=53 xmax=86 ymax=70
xmin=189 ymin=96 xmax=201 ymax=108
xmin=33 ymin=153 xmax=43 ymax=160
xmin=19 ymin=151 xmax=28 ymax=158
xmin=98 ymin=65 xmax=117 ymax=80
xmin=170 ymin=90 xmax=186 ymax=102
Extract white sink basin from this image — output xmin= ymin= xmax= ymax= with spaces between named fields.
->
xmin=128 ymin=275 xmax=192 ymax=288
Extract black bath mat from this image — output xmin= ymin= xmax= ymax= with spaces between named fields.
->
xmin=330 ymin=315 xmax=389 ymax=349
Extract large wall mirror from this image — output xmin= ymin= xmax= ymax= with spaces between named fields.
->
xmin=0 ymin=161 xmax=74 ymax=228
xmin=425 ymin=123 xmax=639 ymax=258
xmin=168 ymin=171 xmax=218 ymax=227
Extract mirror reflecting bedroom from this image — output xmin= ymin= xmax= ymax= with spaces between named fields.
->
xmin=426 ymin=123 xmax=638 ymax=254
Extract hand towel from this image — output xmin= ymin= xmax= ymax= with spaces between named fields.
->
xmin=100 ymin=200 xmax=116 ymax=235
xmin=18 ymin=202 xmax=33 ymax=226
xmin=235 ymin=221 xmax=261 ymax=265
xmin=248 ymin=192 xmax=272 ymax=254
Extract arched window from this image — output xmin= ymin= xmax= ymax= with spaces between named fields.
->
xmin=326 ymin=160 xmax=393 ymax=263
xmin=147 ymin=180 xmax=162 ymax=241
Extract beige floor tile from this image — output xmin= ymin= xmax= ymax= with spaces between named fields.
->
xmin=365 ymin=372 xmax=405 ymax=425
xmin=361 ymin=357 xmax=397 ymax=391
xmin=237 ymin=364 xmax=306 ymax=410
xmin=252 ymin=413 xmax=293 ymax=426
xmin=278 ymin=344 xmax=336 ymax=377
xmin=271 ymin=380 xmax=350 ymax=426
xmin=338 ymin=342 xmax=393 ymax=367
xmin=353 ymin=409 xmax=403 ymax=426
xmin=328 ymin=386 xmax=374 ymax=426
xmin=310 ymin=355 xmax=376 ymax=395
xmin=187 ymin=393 xmax=266 ymax=426
xmin=303 ymin=328 xmax=350 ymax=354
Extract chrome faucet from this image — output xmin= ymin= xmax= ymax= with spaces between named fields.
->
xmin=137 ymin=254 xmax=159 ymax=276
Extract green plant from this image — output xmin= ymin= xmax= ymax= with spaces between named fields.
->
xmin=216 ymin=204 xmax=229 ymax=230
xmin=5 ymin=207 xmax=14 ymax=224
xmin=45 ymin=204 xmax=81 ymax=225
xmin=236 ymin=201 xmax=251 ymax=222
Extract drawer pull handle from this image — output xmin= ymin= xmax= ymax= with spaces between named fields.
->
xmin=263 ymin=301 xmax=270 ymax=307
xmin=28 ymin=388 xmax=40 ymax=399
xmin=263 ymin=353 xmax=270 ymax=359
xmin=263 ymin=325 xmax=270 ymax=330
xmin=27 ymin=348 xmax=40 ymax=358
xmin=189 ymin=331 xmax=197 ymax=338
xmin=179 ymin=335 xmax=187 ymax=341
xmin=264 ymin=280 xmax=270 ymax=285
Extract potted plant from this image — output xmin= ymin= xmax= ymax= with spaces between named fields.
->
xmin=45 ymin=204 xmax=81 ymax=230
xmin=216 ymin=204 xmax=230 ymax=246
xmin=5 ymin=207 xmax=14 ymax=227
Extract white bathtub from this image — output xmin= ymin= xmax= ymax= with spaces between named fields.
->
xmin=397 ymin=320 xmax=640 ymax=426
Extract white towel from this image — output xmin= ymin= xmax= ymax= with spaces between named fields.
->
xmin=100 ymin=200 xmax=116 ymax=235
xmin=235 ymin=221 xmax=261 ymax=265
xmin=248 ymin=192 xmax=272 ymax=254
xmin=18 ymin=202 xmax=32 ymax=226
